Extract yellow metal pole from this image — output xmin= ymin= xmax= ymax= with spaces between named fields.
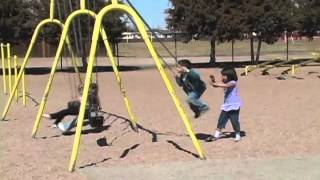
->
xmin=18 ymin=57 xmax=27 ymax=107
xmin=112 ymin=0 xmax=118 ymax=4
xmin=1 ymin=43 xmax=7 ymax=94
xmin=1 ymin=19 xmax=70 ymax=121
xmin=50 ymin=0 xmax=55 ymax=20
xmin=291 ymin=65 xmax=295 ymax=76
xmin=22 ymin=63 xmax=26 ymax=107
xmin=31 ymin=13 xmax=85 ymax=137
xmin=32 ymin=9 xmax=137 ymax=137
xmin=69 ymin=4 xmax=205 ymax=172
xmin=245 ymin=66 xmax=249 ymax=76
xmin=14 ymin=55 xmax=19 ymax=102
xmin=80 ymin=0 xmax=86 ymax=10
xmin=7 ymin=43 xmax=12 ymax=95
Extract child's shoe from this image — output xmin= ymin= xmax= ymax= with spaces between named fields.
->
xmin=194 ymin=106 xmax=209 ymax=118
xmin=234 ymin=132 xmax=241 ymax=142
xmin=214 ymin=130 xmax=221 ymax=139
xmin=205 ymin=130 xmax=222 ymax=142
xmin=42 ymin=113 xmax=51 ymax=119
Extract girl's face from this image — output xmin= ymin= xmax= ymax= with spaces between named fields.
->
xmin=221 ymin=74 xmax=228 ymax=83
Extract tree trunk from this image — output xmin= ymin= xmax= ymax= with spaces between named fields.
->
xmin=210 ymin=37 xmax=216 ymax=64
xmin=232 ymin=40 xmax=234 ymax=62
xmin=81 ymin=40 xmax=87 ymax=70
xmin=250 ymin=34 xmax=255 ymax=62
xmin=286 ymin=32 xmax=289 ymax=61
xmin=255 ymin=37 xmax=262 ymax=63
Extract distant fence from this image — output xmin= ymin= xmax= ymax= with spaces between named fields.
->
xmin=5 ymin=37 xmax=320 ymax=60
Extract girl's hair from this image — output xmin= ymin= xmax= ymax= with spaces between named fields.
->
xmin=177 ymin=59 xmax=192 ymax=69
xmin=221 ymin=67 xmax=238 ymax=82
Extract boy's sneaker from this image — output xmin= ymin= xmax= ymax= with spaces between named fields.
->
xmin=235 ymin=133 xmax=241 ymax=142
xmin=194 ymin=106 xmax=209 ymax=118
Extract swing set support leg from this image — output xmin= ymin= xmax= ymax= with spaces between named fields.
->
xmin=68 ymin=4 xmax=205 ymax=172
xmin=1 ymin=19 xmax=66 ymax=121
xmin=31 ymin=9 xmax=137 ymax=137
xmin=31 ymin=12 xmax=89 ymax=138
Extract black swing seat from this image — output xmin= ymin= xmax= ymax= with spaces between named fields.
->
xmin=88 ymin=106 xmax=104 ymax=128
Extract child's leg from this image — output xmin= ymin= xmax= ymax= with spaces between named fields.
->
xmin=229 ymin=109 xmax=241 ymax=141
xmin=50 ymin=108 xmax=79 ymax=124
xmin=229 ymin=109 xmax=241 ymax=133
xmin=215 ymin=110 xmax=229 ymax=137
xmin=187 ymin=92 xmax=209 ymax=112
xmin=188 ymin=103 xmax=199 ymax=114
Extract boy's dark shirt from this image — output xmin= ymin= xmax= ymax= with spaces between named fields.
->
xmin=176 ymin=69 xmax=206 ymax=95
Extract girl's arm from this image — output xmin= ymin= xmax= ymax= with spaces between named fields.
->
xmin=210 ymin=81 xmax=236 ymax=88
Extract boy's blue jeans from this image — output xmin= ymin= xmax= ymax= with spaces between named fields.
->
xmin=187 ymin=91 xmax=208 ymax=112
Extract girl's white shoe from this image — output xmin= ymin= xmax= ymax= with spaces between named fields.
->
xmin=214 ymin=130 xmax=221 ymax=139
xmin=235 ymin=133 xmax=241 ymax=142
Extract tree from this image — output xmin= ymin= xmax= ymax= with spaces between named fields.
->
xmin=243 ymin=0 xmax=297 ymax=62
xmin=0 ymin=0 xmax=36 ymax=43
xmin=215 ymin=0 xmax=247 ymax=61
xmin=296 ymin=0 xmax=320 ymax=40
xmin=166 ymin=0 xmax=220 ymax=63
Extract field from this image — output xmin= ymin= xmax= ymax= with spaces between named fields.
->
xmin=1 ymin=56 xmax=320 ymax=179
xmin=9 ymin=38 xmax=320 ymax=60
xmin=116 ymin=38 xmax=320 ymax=59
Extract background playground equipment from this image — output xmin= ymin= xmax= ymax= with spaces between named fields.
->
xmin=1 ymin=0 xmax=82 ymax=122
xmin=1 ymin=43 xmax=12 ymax=94
xmin=1 ymin=43 xmax=27 ymax=106
xmin=281 ymin=53 xmax=320 ymax=75
xmin=260 ymin=58 xmax=311 ymax=76
xmin=31 ymin=0 xmax=137 ymax=142
xmin=243 ymin=58 xmax=282 ymax=76
xmin=243 ymin=57 xmax=314 ymax=76
xmin=68 ymin=0 xmax=205 ymax=172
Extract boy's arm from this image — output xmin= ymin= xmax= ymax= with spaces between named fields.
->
xmin=188 ymin=69 xmax=201 ymax=81
xmin=175 ymin=74 xmax=183 ymax=86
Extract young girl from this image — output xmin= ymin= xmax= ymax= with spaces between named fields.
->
xmin=175 ymin=59 xmax=209 ymax=118
xmin=208 ymin=67 xmax=242 ymax=142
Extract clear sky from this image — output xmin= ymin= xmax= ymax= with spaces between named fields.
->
xmin=128 ymin=0 xmax=170 ymax=29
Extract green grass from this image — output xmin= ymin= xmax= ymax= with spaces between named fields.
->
xmin=117 ymin=39 xmax=320 ymax=59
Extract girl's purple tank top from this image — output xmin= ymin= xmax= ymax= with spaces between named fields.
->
xmin=221 ymin=80 xmax=242 ymax=111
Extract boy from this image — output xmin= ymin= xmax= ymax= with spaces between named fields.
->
xmin=175 ymin=59 xmax=209 ymax=118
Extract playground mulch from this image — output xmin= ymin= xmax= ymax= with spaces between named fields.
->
xmin=1 ymin=58 xmax=320 ymax=179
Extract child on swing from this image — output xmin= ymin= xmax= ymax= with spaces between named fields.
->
xmin=175 ymin=59 xmax=209 ymax=118
xmin=207 ymin=67 xmax=243 ymax=142
xmin=43 ymin=83 xmax=100 ymax=128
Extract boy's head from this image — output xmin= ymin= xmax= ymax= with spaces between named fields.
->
xmin=177 ymin=59 xmax=192 ymax=69
xmin=221 ymin=67 xmax=238 ymax=83
xmin=177 ymin=59 xmax=192 ymax=74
